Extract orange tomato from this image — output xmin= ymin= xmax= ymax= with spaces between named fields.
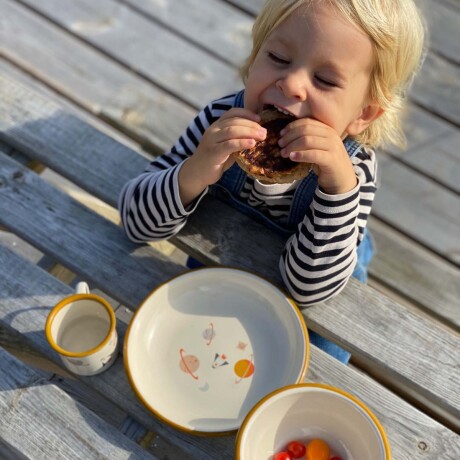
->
xmin=305 ymin=439 xmax=330 ymax=460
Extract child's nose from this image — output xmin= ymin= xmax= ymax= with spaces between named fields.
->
xmin=276 ymin=73 xmax=308 ymax=101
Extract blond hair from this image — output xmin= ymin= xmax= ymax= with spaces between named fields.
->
xmin=240 ymin=0 xmax=427 ymax=148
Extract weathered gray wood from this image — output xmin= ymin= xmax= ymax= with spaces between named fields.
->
xmin=418 ymin=0 xmax=460 ymax=64
xmin=374 ymin=152 xmax=460 ymax=265
xmin=411 ymin=52 xmax=460 ymax=126
xmin=1 ymin=245 xmax=459 ymax=459
xmin=0 ymin=0 xmax=195 ymax=152
xmin=0 ymin=58 xmax=144 ymax=154
xmin=0 ymin=151 xmax=186 ymax=308
xmin=1 ymin=143 xmax=459 ymax=429
xmin=10 ymin=0 xmax=241 ymax=107
xmin=120 ymin=0 xmax=252 ymax=66
xmin=0 ymin=347 xmax=157 ymax=460
xmin=368 ymin=218 xmax=460 ymax=329
xmin=384 ymin=103 xmax=460 ymax=193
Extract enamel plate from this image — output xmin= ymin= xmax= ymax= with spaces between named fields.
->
xmin=124 ymin=267 xmax=309 ymax=434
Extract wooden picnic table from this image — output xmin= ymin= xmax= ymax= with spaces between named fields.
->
xmin=0 ymin=0 xmax=459 ymax=458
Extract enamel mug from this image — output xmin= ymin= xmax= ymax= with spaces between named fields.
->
xmin=45 ymin=282 xmax=119 ymax=376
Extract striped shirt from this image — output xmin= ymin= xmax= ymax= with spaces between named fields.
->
xmin=118 ymin=93 xmax=378 ymax=307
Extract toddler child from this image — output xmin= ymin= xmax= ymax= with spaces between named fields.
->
xmin=119 ymin=0 xmax=426 ymax=363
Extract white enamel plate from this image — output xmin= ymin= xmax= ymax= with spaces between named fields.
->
xmin=124 ymin=267 xmax=309 ymax=434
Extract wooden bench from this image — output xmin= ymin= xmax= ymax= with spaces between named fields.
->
xmin=0 ymin=347 xmax=156 ymax=459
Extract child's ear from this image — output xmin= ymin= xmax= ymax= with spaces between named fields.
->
xmin=346 ymin=103 xmax=384 ymax=136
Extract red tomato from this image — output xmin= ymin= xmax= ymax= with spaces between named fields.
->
xmin=330 ymin=457 xmax=343 ymax=460
xmin=274 ymin=452 xmax=292 ymax=460
xmin=286 ymin=440 xmax=306 ymax=458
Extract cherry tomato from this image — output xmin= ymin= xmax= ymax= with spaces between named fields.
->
xmin=330 ymin=457 xmax=343 ymax=460
xmin=286 ymin=440 xmax=306 ymax=458
xmin=274 ymin=452 xmax=292 ymax=460
xmin=305 ymin=438 xmax=330 ymax=460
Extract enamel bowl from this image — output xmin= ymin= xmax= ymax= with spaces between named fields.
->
xmin=124 ymin=267 xmax=309 ymax=435
xmin=236 ymin=383 xmax=391 ymax=460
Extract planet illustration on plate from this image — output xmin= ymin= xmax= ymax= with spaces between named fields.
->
xmin=179 ymin=348 xmax=200 ymax=380
xmin=234 ymin=354 xmax=255 ymax=383
xmin=202 ymin=323 xmax=215 ymax=346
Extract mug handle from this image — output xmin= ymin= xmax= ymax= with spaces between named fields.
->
xmin=76 ymin=281 xmax=90 ymax=295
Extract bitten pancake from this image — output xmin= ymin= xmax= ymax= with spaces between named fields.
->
xmin=234 ymin=110 xmax=311 ymax=184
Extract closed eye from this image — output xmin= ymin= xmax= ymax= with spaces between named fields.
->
xmin=267 ymin=52 xmax=290 ymax=65
xmin=315 ymin=75 xmax=338 ymax=88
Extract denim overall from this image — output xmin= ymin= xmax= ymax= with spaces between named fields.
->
xmin=189 ymin=90 xmax=374 ymax=364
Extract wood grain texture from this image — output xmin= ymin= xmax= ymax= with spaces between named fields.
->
xmin=0 ymin=0 xmax=195 ymax=152
xmin=411 ymin=52 xmax=460 ymax=126
xmin=10 ymin=0 xmax=241 ymax=107
xmin=121 ymin=0 xmax=252 ymax=66
xmin=368 ymin=219 xmax=460 ymax=329
xmin=0 ymin=151 xmax=186 ymax=307
xmin=418 ymin=0 xmax=460 ymax=64
xmin=374 ymin=152 xmax=460 ymax=265
xmin=0 ymin=347 xmax=156 ymax=459
xmin=1 ymin=245 xmax=459 ymax=459
xmin=384 ymin=103 xmax=460 ymax=193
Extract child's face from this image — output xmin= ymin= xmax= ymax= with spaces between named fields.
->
xmin=245 ymin=1 xmax=378 ymax=138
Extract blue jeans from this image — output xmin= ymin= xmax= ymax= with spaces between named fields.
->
xmin=186 ymin=229 xmax=374 ymax=365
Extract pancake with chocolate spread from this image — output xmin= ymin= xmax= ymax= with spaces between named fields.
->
xmin=234 ymin=109 xmax=311 ymax=184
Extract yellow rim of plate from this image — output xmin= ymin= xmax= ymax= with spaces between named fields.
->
xmin=123 ymin=266 xmax=310 ymax=436
xmin=235 ymin=382 xmax=392 ymax=459
xmin=45 ymin=293 xmax=116 ymax=358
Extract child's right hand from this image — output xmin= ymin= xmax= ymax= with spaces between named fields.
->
xmin=179 ymin=108 xmax=266 ymax=206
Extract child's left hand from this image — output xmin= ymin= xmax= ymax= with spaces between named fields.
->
xmin=279 ymin=118 xmax=358 ymax=195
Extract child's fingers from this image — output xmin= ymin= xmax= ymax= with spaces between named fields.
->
xmin=215 ymin=123 xmax=266 ymax=143
xmin=213 ymin=138 xmax=257 ymax=157
xmin=279 ymin=121 xmax=329 ymax=149
xmin=280 ymin=135 xmax=330 ymax=160
xmin=287 ymin=149 xmax=327 ymax=165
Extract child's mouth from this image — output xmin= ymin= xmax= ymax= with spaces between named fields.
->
xmin=263 ymin=104 xmax=296 ymax=118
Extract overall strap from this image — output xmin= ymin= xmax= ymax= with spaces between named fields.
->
xmin=286 ymin=138 xmax=363 ymax=230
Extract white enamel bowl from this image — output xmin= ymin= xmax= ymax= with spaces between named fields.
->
xmin=124 ymin=267 xmax=309 ymax=435
xmin=236 ymin=383 xmax=391 ymax=460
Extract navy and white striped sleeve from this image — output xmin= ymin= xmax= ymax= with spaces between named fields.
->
xmin=280 ymin=147 xmax=378 ymax=307
xmin=118 ymin=94 xmax=237 ymax=242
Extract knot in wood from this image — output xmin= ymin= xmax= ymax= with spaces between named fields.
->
xmin=13 ymin=170 xmax=24 ymax=181
xmin=418 ymin=441 xmax=428 ymax=451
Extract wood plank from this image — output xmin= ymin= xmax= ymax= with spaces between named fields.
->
xmin=410 ymin=51 xmax=460 ymax=126
xmin=0 ymin=133 xmax=459 ymax=428
xmin=418 ymin=0 xmax=460 ymax=64
xmin=0 ymin=58 xmax=143 ymax=154
xmin=0 ymin=348 xmax=157 ymax=460
xmin=0 ymin=150 xmax=186 ymax=307
xmin=374 ymin=152 xmax=460 ymax=266
xmin=1 ymin=245 xmax=459 ymax=458
xmin=384 ymin=103 xmax=460 ymax=193
xmin=368 ymin=218 xmax=460 ymax=329
xmin=9 ymin=0 xmax=241 ymax=107
xmin=120 ymin=0 xmax=252 ymax=66
xmin=0 ymin=0 xmax=195 ymax=152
